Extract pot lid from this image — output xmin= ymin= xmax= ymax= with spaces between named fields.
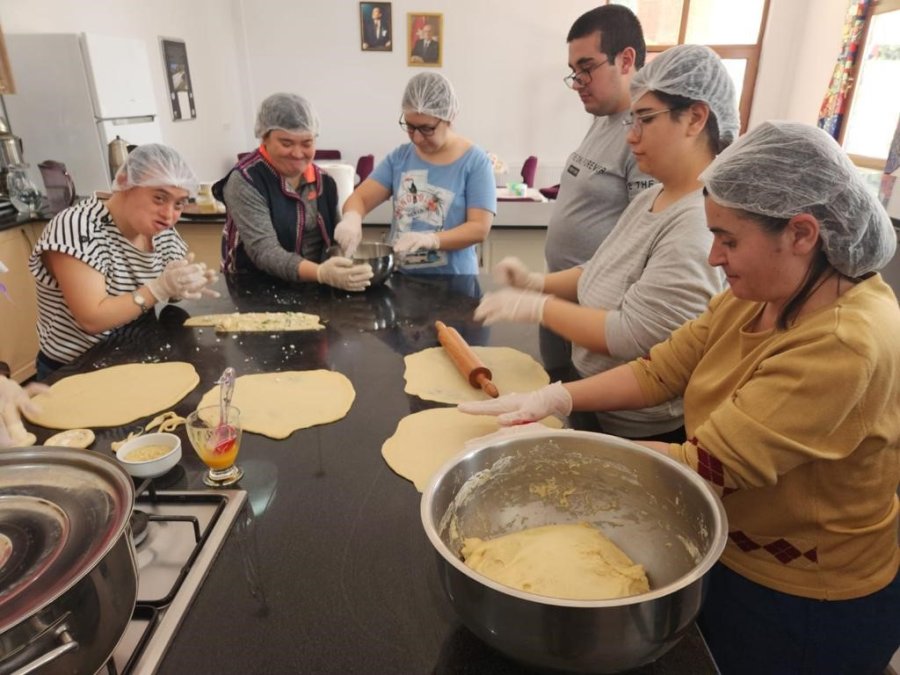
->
xmin=0 ymin=446 xmax=134 ymax=633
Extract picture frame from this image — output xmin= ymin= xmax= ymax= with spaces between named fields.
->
xmin=360 ymin=3 xmax=393 ymax=52
xmin=159 ymin=38 xmax=196 ymax=121
xmin=407 ymin=13 xmax=442 ymax=68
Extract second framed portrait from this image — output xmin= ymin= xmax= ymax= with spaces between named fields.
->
xmin=407 ymin=13 xmax=442 ymax=67
xmin=360 ymin=3 xmax=392 ymax=51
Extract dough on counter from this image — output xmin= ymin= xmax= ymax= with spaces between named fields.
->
xmin=25 ymin=362 xmax=199 ymax=429
xmin=404 ymin=346 xmax=550 ymax=404
xmin=381 ymin=407 xmax=562 ymax=492
xmin=184 ymin=311 xmax=325 ymax=332
xmin=462 ymin=522 xmax=650 ymax=600
xmin=198 ymin=370 xmax=355 ymax=439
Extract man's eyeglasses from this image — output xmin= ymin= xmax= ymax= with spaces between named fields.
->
xmin=563 ymin=59 xmax=609 ymax=89
xmin=399 ymin=116 xmax=443 ymax=137
xmin=622 ymin=108 xmax=678 ymax=137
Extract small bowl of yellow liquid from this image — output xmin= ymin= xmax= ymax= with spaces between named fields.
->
xmin=116 ymin=432 xmax=182 ymax=478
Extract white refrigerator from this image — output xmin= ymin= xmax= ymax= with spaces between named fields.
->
xmin=3 ymin=32 xmax=163 ymax=193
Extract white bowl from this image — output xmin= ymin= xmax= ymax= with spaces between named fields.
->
xmin=116 ymin=432 xmax=182 ymax=478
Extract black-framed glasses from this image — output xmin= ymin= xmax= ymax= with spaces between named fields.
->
xmin=622 ymin=108 xmax=678 ymax=137
xmin=563 ymin=59 xmax=609 ymax=89
xmin=399 ymin=115 xmax=443 ymax=137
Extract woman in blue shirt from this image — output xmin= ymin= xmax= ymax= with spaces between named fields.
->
xmin=336 ymin=73 xmax=496 ymax=275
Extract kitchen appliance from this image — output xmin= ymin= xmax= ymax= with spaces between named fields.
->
xmin=108 ymin=135 xmax=130 ymax=183
xmin=3 ymin=33 xmax=162 ymax=193
xmin=421 ymin=429 xmax=728 ymax=673
xmin=37 ymin=160 xmax=76 ymax=214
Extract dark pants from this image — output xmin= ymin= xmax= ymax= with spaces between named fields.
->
xmin=698 ymin=562 xmax=900 ymax=675
xmin=35 ymin=351 xmax=65 ymax=382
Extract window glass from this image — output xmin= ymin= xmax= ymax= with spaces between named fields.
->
xmin=612 ymin=0 xmax=683 ymax=46
xmin=720 ymin=58 xmax=747 ymax=106
xmin=685 ymin=0 xmax=765 ymax=44
xmin=843 ymin=8 xmax=900 ymax=161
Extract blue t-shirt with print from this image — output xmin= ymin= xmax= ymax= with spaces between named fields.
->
xmin=370 ymin=143 xmax=496 ymax=275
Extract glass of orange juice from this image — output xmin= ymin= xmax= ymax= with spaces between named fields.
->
xmin=186 ymin=405 xmax=243 ymax=487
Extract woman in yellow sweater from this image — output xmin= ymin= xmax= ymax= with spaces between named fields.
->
xmin=460 ymin=121 xmax=899 ymax=675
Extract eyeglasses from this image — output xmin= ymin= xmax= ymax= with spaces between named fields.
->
xmin=563 ymin=59 xmax=609 ymax=89
xmin=399 ymin=115 xmax=443 ymax=137
xmin=622 ymin=108 xmax=677 ymax=137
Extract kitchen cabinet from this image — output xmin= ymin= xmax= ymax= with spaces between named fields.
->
xmin=483 ymin=227 xmax=547 ymax=272
xmin=177 ymin=220 xmax=223 ymax=270
xmin=0 ymin=224 xmax=39 ymax=381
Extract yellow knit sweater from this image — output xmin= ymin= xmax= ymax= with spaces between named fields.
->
xmin=631 ymin=276 xmax=900 ymax=600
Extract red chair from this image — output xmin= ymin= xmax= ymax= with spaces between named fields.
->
xmin=520 ymin=155 xmax=538 ymax=188
xmin=315 ymin=149 xmax=342 ymax=160
xmin=355 ymin=154 xmax=374 ymax=184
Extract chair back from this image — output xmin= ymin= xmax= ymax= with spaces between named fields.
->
xmin=520 ymin=156 xmax=538 ymax=188
xmin=356 ymin=154 xmax=375 ymax=184
xmin=315 ymin=149 xmax=342 ymax=160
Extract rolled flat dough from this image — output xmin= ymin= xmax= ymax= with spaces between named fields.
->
xmin=25 ymin=362 xmax=199 ymax=429
xmin=198 ymin=370 xmax=355 ymax=439
xmin=404 ymin=346 xmax=550 ymax=404
xmin=462 ymin=522 xmax=650 ymax=600
xmin=184 ymin=311 xmax=324 ymax=332
xmin=381 ymin=407 xmax=562 ymax=492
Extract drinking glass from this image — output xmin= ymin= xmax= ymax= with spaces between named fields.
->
xmin=185 ymin=405 xmax=243 ymax=487
xmin=6 ymin=166 xmax=44 ymax=216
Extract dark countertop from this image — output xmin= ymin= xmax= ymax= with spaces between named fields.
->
xmin=0 ymin=210 xmax=46 ymax=232
xmin=27 ymin=272 xmax=718 ymax=675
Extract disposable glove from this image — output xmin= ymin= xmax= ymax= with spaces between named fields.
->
xmin=0 ymin=376 xmax=48 ymax=448
xmin=493 ymin=256 xmax=544 ymax=291
xmin=474 ymin=287 xmax=549 ymax=325
xmin=393 ymin=232 xmax=440 ymax=257
xmin=334 ymin=211 xmax=363 ymax=257
xmin=317 ymin=256 xmax=374 ymax=292
xmin=147 ymin=254 xmax=216 ymax=302
xmin=458 ymin=382 xmax=573 ymax=426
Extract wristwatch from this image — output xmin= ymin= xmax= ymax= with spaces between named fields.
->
xmin=132 ymin=290 xmax=149 ymax=313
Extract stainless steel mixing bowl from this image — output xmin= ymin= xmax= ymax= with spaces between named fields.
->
xmin=351 ymin=241 xmax=396 ymax=286
xmin=421 ymin=429 xmax=727 ymax=674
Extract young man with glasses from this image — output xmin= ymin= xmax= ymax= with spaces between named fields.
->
xmin=538 ymin=5 xmax=656 ymax=380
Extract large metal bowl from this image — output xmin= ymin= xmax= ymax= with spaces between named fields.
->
xmin=421 ymin=429 xmax=727 ymax=674
xmin=351 ymin=241 xmax=395 ymax=287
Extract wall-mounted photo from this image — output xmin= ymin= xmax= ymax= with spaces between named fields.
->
xmin=160 ymin=38 xmax=196 ymax=121
xmin=360 ymin=2 xmax=392 ymax=51
xmin=407 ymin=13 xmax=442 ymax=67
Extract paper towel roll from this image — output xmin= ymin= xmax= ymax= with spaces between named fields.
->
xmin=318 ymin=162 xmax=355 ymax=211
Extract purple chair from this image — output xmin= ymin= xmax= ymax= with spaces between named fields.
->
xmin=355 ymin=154 xmax=374 ymax=184
xmin=315 ymin=149 xmax=342 ymax=160
xmin=520 ymin=155 xmax=538 ymax=188
xmin=539 ymin=184 xmax=560 ymax=200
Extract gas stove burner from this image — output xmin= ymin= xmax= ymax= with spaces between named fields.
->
xmin=130 ymin=509 xmax=150 ymax=546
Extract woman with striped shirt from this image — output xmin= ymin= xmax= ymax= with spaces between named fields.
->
xmin=29 ymin=144 xmax=218 ymax=379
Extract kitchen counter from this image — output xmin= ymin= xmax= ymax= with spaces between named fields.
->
xmin=26 ymin=272 xmax=718 ymax=675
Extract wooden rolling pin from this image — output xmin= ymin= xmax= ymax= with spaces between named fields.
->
xmin=435 ymin=320 xmax=499 ymax=398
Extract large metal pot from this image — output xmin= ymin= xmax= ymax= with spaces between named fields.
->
xmin=421 ymin=429 xmax=727 ymax=674
xmin=0 ymin=447 xmax=137 ymax=675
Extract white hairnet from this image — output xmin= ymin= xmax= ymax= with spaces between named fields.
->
xmin=112 ymin=143 xmax=198 ymax=197
xmin=401 ymin=73 xmax=459 ymax=121
xmin=701 ymin=121 xmax=897 ymax=277
xmin=254 ymin=93 xmax=319 ymax=138
xmin=630 ymin=44 xmax=739 ymax=147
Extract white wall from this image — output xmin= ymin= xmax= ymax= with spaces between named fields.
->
xmin=0 ymin=0 xmax=850 ymax=191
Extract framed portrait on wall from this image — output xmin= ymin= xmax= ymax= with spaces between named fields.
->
xmin=360 ymin=2 xmax=392 ymax=51
xmin=159 ymin=38 xmax=196 ymax=121
xmin=407 ymin=13 xmax=442 ymax=67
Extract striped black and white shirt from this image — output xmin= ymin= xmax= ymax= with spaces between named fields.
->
xmin=29 ymin=195 xmax=187 ymax=364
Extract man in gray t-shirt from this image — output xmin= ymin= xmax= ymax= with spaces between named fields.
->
xmin=542 ymin=6 xmax=654 ymax=377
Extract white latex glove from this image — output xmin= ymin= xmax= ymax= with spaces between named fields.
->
xmin=474 ymin=288 xmax=549 ymax=325
xmin=0 ymin=376 xmax=48 ymax=448
xmin=458 ymin=382 xmax=573 ymax=426
xmin=493 ymin=256 xmax=544 ymax=291
xmin=334 ymin=211 xmax=363 ymax=257
xmin=317 ymin=256 xmax=374 ymax=292
xmin=393 ymin=232 xmax=440 ymax=257
xmin=147 ymin=255 xmax=213 ymax=302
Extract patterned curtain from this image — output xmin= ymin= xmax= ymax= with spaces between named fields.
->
xmin=817 ymin=0 xmax=873 ymax=139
